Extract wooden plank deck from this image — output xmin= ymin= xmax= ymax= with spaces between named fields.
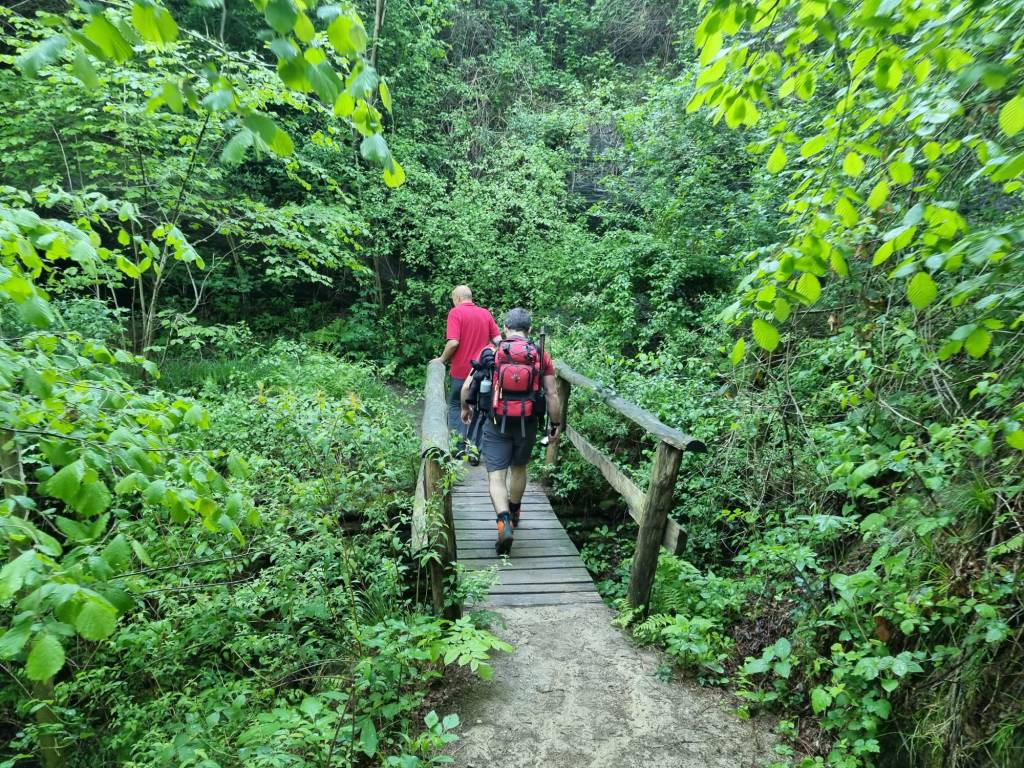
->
xmin=453 ymin=465 xmax=602 ymax=608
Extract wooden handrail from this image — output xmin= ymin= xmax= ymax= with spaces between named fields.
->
xmin=546 ymin=360 xmax=706 ymax=615
xmin=562 ymin=425 xmax=685 ymax=555
xmin=555 ymin=361 xmax=707 ymax=454
xmin=412 ymin=360 xmax=458 ymax=619
xmin=421 ymin=360 xmax=449 ymax=457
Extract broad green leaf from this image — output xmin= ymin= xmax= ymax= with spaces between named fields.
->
xmin=874 ymin=55 xmax=903 ymax=90
xmin=349 ymin=65 xmax=379 ymax=99
xmin=143 ymin=479 xmax=167 ymax=505
xmin=0 ymin=550 xmax=36 ymax=600
xmin=75 ymin=598 xmax=118 ymax=641
xmin=379 ymin=80 xmax=392 ymax=112
xmin=294 ymin=13 xmax=315 ymax=43
xmin=937 ymin=340 xmax=962 ymax=360
xmin=72 ymin=50 xmax=100 ymax=90
xmin=774 ymin=297 xmax=792 ymax=322
xmin=244 ymin=114 xmax=294 ymax=156
xmin=227 ymin=454 xmax=249 ymax=479
xmin=796 ymin=272 xmax=821 ymax=304
xmin=18 ymin=294 xmax=55 ymax=329
xmin=751 ymin=318 xmax=780 ymax=352
xmin=202 ymin=87 xmax=234 ymax=111
xmin=889 ymin=161 xmax=913 ymax=184
xmin=772 ymin=637 xmax=792 ymax=659
xmin=766 ymin=143 xmax=787 ymax=174
xmin=800 ymin=134 xmax=828 ymax=158
xmin=383 ymin=158 xmax=406 ymax=188
xmin=729 ymin=337 xmax=745 ymax=365
xmin=266 ymin=0 xmax=298 ymax=35
xmin=130 ymin=538 xmax=154 ymax=567
xmin=334 ymin=92 xmax=355 ymax=117
xmin=101 ymin=535 xmax=132 ymax=571
xmin=998 ymin=95 xmax=1024 ymax=138
xmin=835 ymin=197 xmax=858 ymax=227
xmin=907 ymin=271 xmax=937 ymax=310
xmin=867 ymin=180 xmax=889 ymax=211
xmin=360 ymin=718 xmax=378 ymax=757
xmin=25 ymin=633 xmax=65 ymax=681
xmin=44 ymin=460 xmax=85 ymax=505
xmin=699 ymin=31 xmax=722 ymax=65
xmin=830 ymin=251 xmax=849 ymax=277
xmin=327 ymin=14 xmax=367 ymax=57
xmin=83 ymin=14 xmax=134 ymax=63
xmin=1007 ymin=430 xmax=1024 ymax=451
xmin=860 ymin=513 xmax=887 ymax=533
xmin=811 ymin=688 xmax=832 ymax=714
xmin=76 ymin=479 xmax=112 ymax=518
xmin=0 ymin=621 xmax=32 ymax=659
xmin=842 ymin=152 xmax=864 ymax=177
xmin=360 ymin=134 xmax=390 ymax=165
xmin=131 ymin=2 xmax=179 ymax=47
xmin=307 ymin=62 xmax=342 ymax=105
xmin=278 ymin=55 xmax=311 ymax=90
xmin=116 ymin=256 xmax=141 ymax=279
xmin=221 ymin=129 xmax=254 ymax=165
xmin=16 ymin=35 xmax=68 ymax=78
xmin=964 ymin=327 xmax=991 ymax=358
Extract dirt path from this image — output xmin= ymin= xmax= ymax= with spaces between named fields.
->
xmin=443 ymin=602 xmax=775 ymax=768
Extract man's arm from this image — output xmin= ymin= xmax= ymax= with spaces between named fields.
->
xmin=435 ymin=338 xmax=459 ymax=365
xmin=543 ymin=373 xmax=561 ymax=436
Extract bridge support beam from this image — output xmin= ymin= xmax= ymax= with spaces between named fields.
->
xmin=626 ymin=441 xmax=683 ymax=616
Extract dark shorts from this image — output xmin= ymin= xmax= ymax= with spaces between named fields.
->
xmin=481 ymin=416 xmax=538 ymax=472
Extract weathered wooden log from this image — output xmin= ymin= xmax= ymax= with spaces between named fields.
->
xmin=416 ymin=361 xmax=460 ymax=619
xmin=627 ymin=441 xmax=683 ymax=614
xmin=421 ymin=359 xmax=450 ymax=457
xmin=563 ymin=426 xmax=684 ymax=555
xmin=555 ymin=362 xmax=706 ymax=453
xmin=564 ymin=425 xmax=645 ymax=514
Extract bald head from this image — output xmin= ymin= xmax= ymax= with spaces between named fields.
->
xmin=451 ymin=285 xmax=473 ymax=305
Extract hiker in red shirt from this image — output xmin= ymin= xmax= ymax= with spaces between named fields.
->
xmin=434 ymin=285 xmax=501 ymax=457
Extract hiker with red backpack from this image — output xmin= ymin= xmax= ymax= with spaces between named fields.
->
xmin=460 ymin=308 xmax=562 ymax=555
xmin=434 ymin=285 xmax=502 ymax=459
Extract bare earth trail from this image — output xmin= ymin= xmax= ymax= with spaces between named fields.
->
xmin=443 ymin=601 xmax=775 ymax=768
xmin=437 ymin=467 xmax=775 ymax=768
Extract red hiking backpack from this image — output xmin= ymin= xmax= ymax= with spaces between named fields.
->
xmin=492 ymin=338 xmax=543 ymax=434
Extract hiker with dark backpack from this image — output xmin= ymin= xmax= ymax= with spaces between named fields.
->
xmin=460 ymin=308 xmax=561 ymax=555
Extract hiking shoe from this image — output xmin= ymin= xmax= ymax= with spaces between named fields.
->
xmin=495 ymin=512 xmax=514 ymax=556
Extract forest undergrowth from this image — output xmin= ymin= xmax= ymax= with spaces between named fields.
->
xmin=2 ymin=1 xmax=1023 ymax=767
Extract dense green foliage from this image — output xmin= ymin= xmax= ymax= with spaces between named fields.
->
xmin=2 ymin=0 xmax=1023 ymax=767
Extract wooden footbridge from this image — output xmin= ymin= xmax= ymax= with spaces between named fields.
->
xmin=411 ymin=359 xmax=705 ymax=615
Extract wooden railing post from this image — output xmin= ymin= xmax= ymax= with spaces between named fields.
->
xmin=416 ymin=361 xmax=461 ymax=620
xmin=544 ymin=376 xmax=571 ymax=466
xmin=627 ymin=440 xmax=683 ymax=615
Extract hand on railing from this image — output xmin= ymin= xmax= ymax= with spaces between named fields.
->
xmin=540 ymin=422 xmax=561 ymax=446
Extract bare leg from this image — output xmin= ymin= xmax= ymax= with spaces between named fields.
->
xmin=488 ymin=469 xmax=509 ymax=515
xmin=509 ymin=464 xmax=527 ymax=505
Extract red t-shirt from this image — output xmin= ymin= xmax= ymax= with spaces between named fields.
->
xmin=446 ymin=302 xmax=500 ymax=379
